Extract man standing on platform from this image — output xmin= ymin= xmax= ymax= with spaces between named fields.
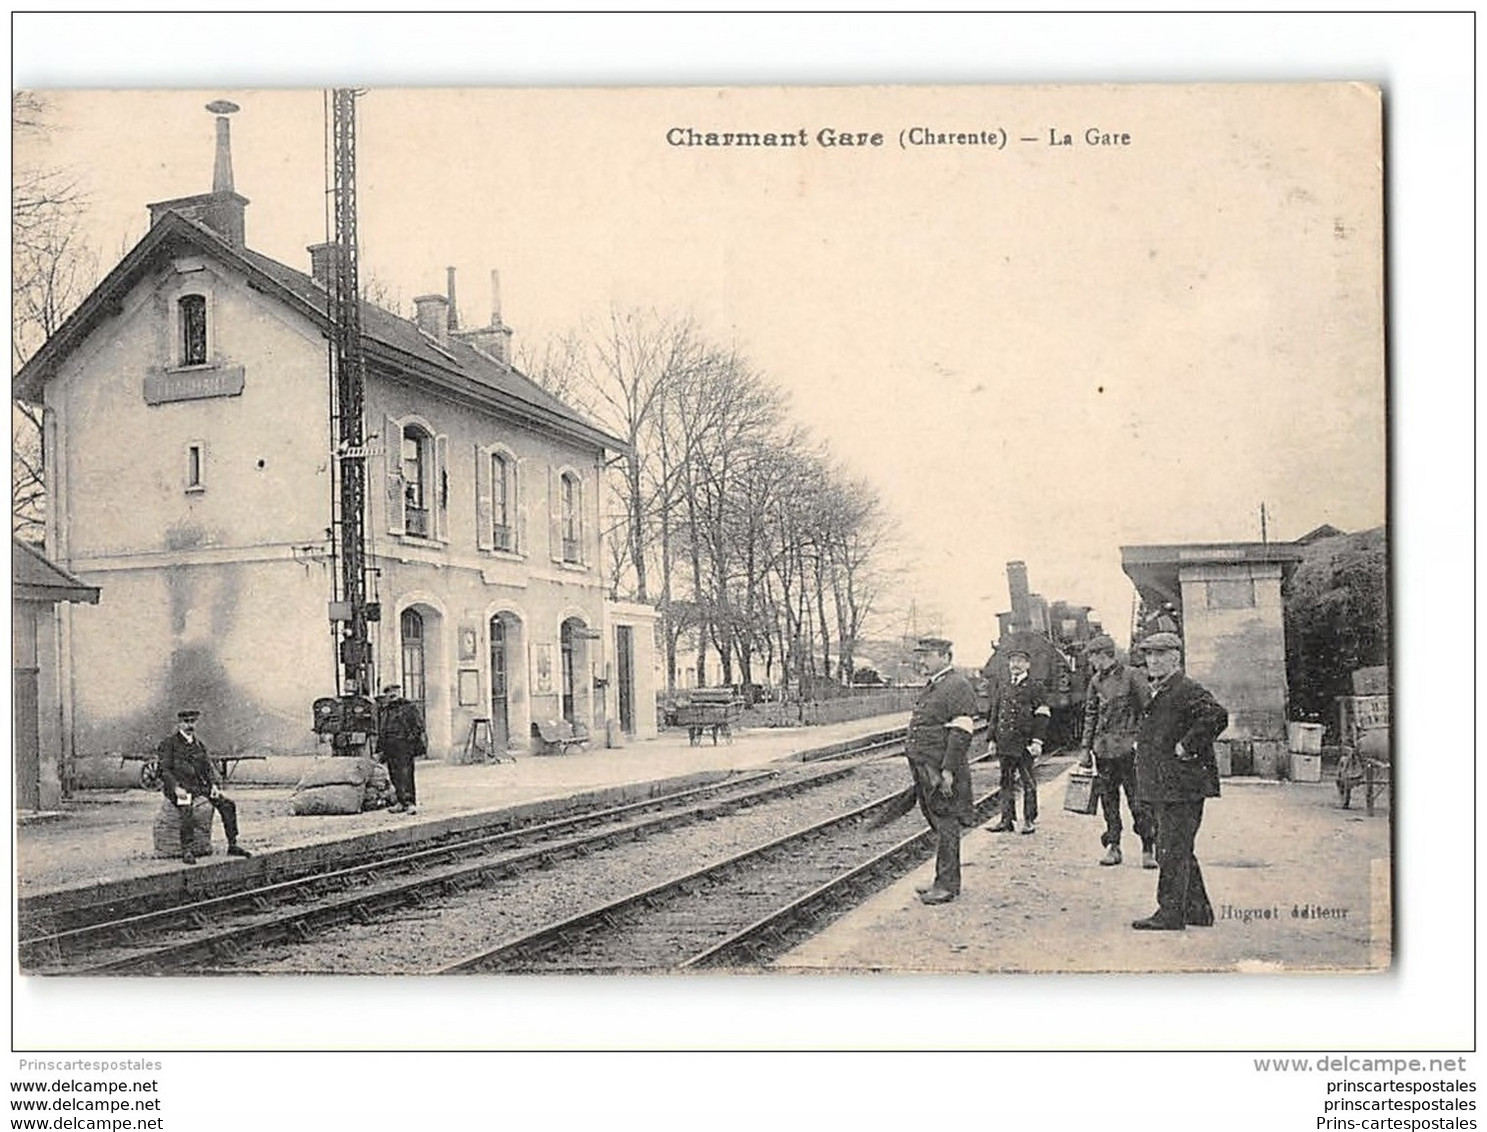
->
xmin=1081 ymin=634 xmax=1157 ymax=869
xmin=871 ymin=638 xmax=977 ymax=905
xmin=984 ymin=646 xmax=1050 ymax=834
xmin=378 ymin=684 xmax=426 ymax=815
xmin=1130 ymin=633 xmax=1230 ymax=931
xmin=157 ymin=709 xmax=252 ymax=865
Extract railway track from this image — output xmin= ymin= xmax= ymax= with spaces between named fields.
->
xmin=441 ymin=752 xmax=1071 ymax=974
xmin=21 ymin=739 xmax=905 ymax=976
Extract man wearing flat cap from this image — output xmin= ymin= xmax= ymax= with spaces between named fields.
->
xmin=985 ymin=645 xmax=1050 ymax=834
xmin=873 ymin=638 xmax=977 ymax=904
xmin=157 ymin=709 xmax=252 ymax=865
xmin=1130 ymin=632 xmax=1230 ymax=931
xmin=1081 ymin=634 xmax=1157 ymax=868
xmin=377 ymin=683 xmax=426 ymax=815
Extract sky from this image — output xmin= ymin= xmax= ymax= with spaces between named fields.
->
xmin=20 ymin=79 xmax=1386 ymax=654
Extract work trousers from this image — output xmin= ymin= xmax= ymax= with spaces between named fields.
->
xmin=1151 ymin=798 xmax=1214 ymax=926
xmin=176 ymin=794 xmax=239 ymax=849
xmin=383 ymin=743 xmax=418 ymax=806
xmin=1094 ymin=753 xmax=1155 ymax=850
xmin=909 ymin=764 xmax=963 ymax=895
xmin=998 ymin=751 xmax=1038 ymax=825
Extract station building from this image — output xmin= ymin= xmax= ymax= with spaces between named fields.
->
xmin=1121 ymin=540 xmax=1303 ymax=776
xmin=13 ymin=105 xmax=658 ymax=783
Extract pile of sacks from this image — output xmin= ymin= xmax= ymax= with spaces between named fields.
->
xmin=290 ymin=755 xmax=398 ymax=815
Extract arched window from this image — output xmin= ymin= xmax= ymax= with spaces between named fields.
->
xmin=179 ymin=294 xmax=208 ymax=366
xmin=560 ymin=471 xmax=581 ymax=563
xmin=402 ymin=425 xmax=432 ymax=537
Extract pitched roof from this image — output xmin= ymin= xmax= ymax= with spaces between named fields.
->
xmin=14 ymin=213 xmax=625 ymax=454
xmin=13 ymin=539 xmax=100 ymax=605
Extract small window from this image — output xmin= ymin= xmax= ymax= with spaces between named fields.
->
xmin=185 ymin=442 xmax=205 ymax=491
xmin=179 ymin=295 xmax=208 ymax=366
xmin=560 ymin=471 xmax=581 ymax=563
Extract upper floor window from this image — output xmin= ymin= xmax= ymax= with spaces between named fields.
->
xmin=492 ymin=452 xmax=513 ymax=551
xmin=402 ymin=425 xmax=432 ymax=538
xmin=179 ymin=294 xmax=208 ymax=366
xmin=560 ymin=471 xmax=581 ymax=563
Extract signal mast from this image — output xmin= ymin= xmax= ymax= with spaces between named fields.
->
xmin=314 ymin=88 xmax=379 ymax=751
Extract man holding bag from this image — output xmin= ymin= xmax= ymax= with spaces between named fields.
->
xmin=1080 ymin=634 xmax=1156 ymax=868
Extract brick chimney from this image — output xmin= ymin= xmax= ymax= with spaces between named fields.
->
xmin=147 ymin=100 xmax=250 ymax=248
xmin=307 ymin=242 xmax=341 ymax=287
xmin=413 ymin=294 xmax=450 ymax=341
xmin=446 ymin=266 xmax=459 ymax=332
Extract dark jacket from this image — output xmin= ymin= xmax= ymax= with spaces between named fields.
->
xmin=1083 ymin=661 xmax=1152 ymax=759
xmin=378 ymin=697 xmax=427 ymax=756
xmin=157 ymin=729 xmax=220 ymax=798
xmin=904 ymin=668 xmax=976 ymax=825
xmin=1134 ymin=671 xmax=1229 ymax=802
xmin=986 ymin=674 xmax=1050 ymax=754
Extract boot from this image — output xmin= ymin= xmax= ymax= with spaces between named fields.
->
xmin=1142 ymin=846 xmax=1158 ymax=870
xmin=1100 ymin=845 xmax=1123 ymax=866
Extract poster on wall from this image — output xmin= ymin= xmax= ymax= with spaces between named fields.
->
xmin=533 ymin=643 xmax=554 ymax=695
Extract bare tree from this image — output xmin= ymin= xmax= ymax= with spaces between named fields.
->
xmin=13 ymin=92 xmax=97 ymax=543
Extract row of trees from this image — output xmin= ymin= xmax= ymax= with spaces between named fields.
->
xmin=522 ymin=308 xmax=896 ymax=696
xmin=12 ymin=93 xmax=98 ymax=545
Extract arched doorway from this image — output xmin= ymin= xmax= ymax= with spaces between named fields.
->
xmin=489 ymin=615 xmax=510 ymax=749
xmin=400 ymin=607 xmax=427 ymax=723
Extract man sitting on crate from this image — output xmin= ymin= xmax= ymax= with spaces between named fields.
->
xmin=1081 ymin=634 xmax=1157 ymax=869
xmin=157 ymin=709 xmax=252 ymax=865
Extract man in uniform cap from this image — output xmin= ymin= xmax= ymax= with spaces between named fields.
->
xmin=377 ymin=683 xmax=427 ymax=815
xmin=1130 ymin=632 xmax=1230 ymax=930
xmin=1080 ymin=634 xmax=1157 ymax=868
xmin=984 ymin=644 xmax=1050 ymax=834
xmin=157 ymin=709 xmax=252 ymax=865
xmin=870 ymin=637 xmax=977 ymax=904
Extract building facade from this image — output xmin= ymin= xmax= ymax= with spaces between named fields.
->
xmin=14 ymin=106 xmax=657 ymax=774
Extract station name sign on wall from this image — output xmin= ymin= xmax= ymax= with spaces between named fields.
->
xmin=144 ymin=365 xmax=245 ymax=405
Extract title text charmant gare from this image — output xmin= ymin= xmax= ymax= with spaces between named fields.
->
xmin=668 ymin=126 xmax=885 ymax=147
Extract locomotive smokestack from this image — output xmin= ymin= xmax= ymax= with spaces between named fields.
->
xmin=1007 ymin=560 xmax=1032 ymax=631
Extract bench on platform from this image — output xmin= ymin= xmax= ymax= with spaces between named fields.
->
xmin=120 ymin=752 xmax=267 ymax=789
xmin=533 ymin=718 xmax=588 ymax=756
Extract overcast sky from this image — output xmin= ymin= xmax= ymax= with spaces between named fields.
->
xmin=22 ymin=82 xmax=1385 ymax=654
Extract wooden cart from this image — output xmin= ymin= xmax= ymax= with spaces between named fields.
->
xmin=673 ymin=690 xmax=743 ymax=746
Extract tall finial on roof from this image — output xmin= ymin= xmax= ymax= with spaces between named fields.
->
xmin=206 ymin=99 xmax=240 ymax=194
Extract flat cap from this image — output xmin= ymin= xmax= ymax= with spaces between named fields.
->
xmin=1138 ymin=632 xmax=1183 ymax=652
xmin=1005 ymin=645 xmax=1032 ymax=660
xmin=914 ymin=636 xmax=953 ymax=654
xmin=1086 ymin=633 xmax=1117 ymax=655
xmin=176 ymin=709 xmax=202 ymax=722
xmin=381 ymin=683 xmax=402 ymax=695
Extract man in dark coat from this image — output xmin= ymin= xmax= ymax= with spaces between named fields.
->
xmin=1131 ymin=633 xmax=1230 ymax=930
xmin=378 ymin=684 xmax=427 ymax=815
xmin=1081 ymin=634 xmax=1156 ymax=868
xmin=984 ymin=646 xmax=1050 ymax=834
xmin=157 ymin=709 xmax=252 ymax=865
xmin=870 ymin=638 xmax=977 ymax=904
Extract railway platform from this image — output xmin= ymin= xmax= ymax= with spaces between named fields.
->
xmin=777 ymin=766 xmax=1392 ymax=975
xmin=15 ymin=713 xmax=910 ymax=908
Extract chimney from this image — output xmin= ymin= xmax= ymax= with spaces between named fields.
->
xmin=307 ymin=242 xmax=341 ymax=287
xmin=1006 ymin=561 xmax=1032 ymax=631
xmin=413 ymin=293 xmax=450 ymax=341
xmin=146 ymin=99 xmax=250 ymax=248
xmin=446 ymin=267 xmax=459 ymax=332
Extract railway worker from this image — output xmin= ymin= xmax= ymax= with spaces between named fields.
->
xmin=1081 ymin=634 xmax=1157 ymax=869
xmin=1130 ymin=633 xmax=1230 ymax=931
xmin=871 ymin=637 xmax=977 ymax=905
xmin=984 ymin=646 xmax=1050 ymax=834
xmin=377 ymin=684 xmax=426 ymax=815
xmin=157 ymin=709 xmax=252 ymax=865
